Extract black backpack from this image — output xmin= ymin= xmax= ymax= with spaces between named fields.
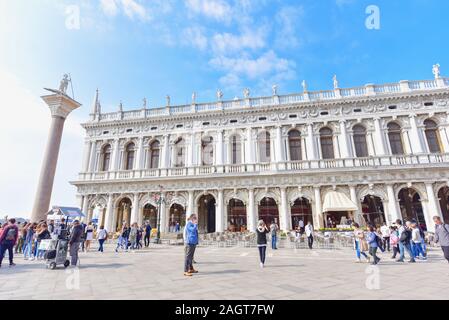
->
xmin=375 ymin=233 xmax=384 ymax=250
xmin=400 ymin=229 xmax=412 ymax=244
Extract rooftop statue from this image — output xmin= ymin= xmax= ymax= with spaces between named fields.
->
xmin=433 ymin=64 xmax=441 ymax=79
xmin=143 ymin=98 xmax=147 ymax=109
xmin=192 ymin=92 xmax=196 ymax=104
xmin=217 ymin=89 xmax=223 ymax=101
xmin=272 ymin=84 xmax=278 ymax=96
xmin=243 ymin=88 xmax=250 ymax=98
xmin=302 ymin=80 xmax=308 ymax=92
xmin=166 ymin=95 xmax=171 ymax=106
xmin=59 ymin=74 xmax=70 ymax=93
xmin=333 ymin=75 xmax=339 ymax=89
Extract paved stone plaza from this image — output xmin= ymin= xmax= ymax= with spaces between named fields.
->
xmin=0 ymin=244 xmax=448 ymax=300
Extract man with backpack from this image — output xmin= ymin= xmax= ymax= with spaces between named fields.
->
xmin=0 ymin=218 xmax=19 ymax=268
xmin=433 ymin=216 xmax=449 ymax=264
xmin=396 ymin=219 xmax=416 ymax=263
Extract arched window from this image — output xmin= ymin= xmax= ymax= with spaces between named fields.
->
xmin=258 ymin=132 xmax=271 ymax=163
xmin=101 ymin=144 xmax=111 ymax=172
xmin=149 ymin=140 xmax=160 ymax=169
xmin=353 ymin=125 xmax=369 ymax=158
xmin=424 ymin=119 xmax=442 ymax=153
xmin=174 ymin=138 xmax=185 ymax=167
xmin=125 ymin=143 xmax=135 ymax=170
xmin=387 ymin=122 xmax=404 ymax=155
xmin=288 ymin=130 xmax=302 ymax=161
xmin=320 ymin=127 xmax=335 ymax=159
xmin=230 ymin=135 xmax=242 ymax=165
xmin=201 ymin=136 xmax=214 ymax=166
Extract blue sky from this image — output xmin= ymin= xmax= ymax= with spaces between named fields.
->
xmin=0 ymin=0 xmax=448 ymax=218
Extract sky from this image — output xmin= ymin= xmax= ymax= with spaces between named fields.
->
xmin=0 ymin=0 xmax=449 ymax=218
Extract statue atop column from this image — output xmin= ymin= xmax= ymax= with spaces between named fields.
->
xmin=433 ymin=63 xmax=441 ymax=79
xmin=142 ymin=98 xmax=147 ymax=109
xmin=243 ymin=88 xmax=250 ymax=98
xmin=59 ymin=74 xmax=70 ymax=93
xmin=166 ymin=95 xmax=171 ymax=106
xmin=216 ymin=89 xmax=223 ymax=101
xmin=272 ymin=84 xmax=278 ymax=96
xmin=301 ymin=80 xmax=308 ymax=92
xmin=191 ymin=92 xmax=196 ymax=104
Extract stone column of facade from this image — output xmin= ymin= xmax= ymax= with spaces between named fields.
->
xmin=424 ymin=183 xmax=441 ymax=233
xmin=187 ymin=134 xmax=195 ymax=167
xmin=306 ymin=123 xmax=317 ymax=160
xmin=349 ymin=185 xmax=362 ymax=224
xmin=88 ymin=141 xmax=97 ymax=172
xmin=247 ymin=189 xmax=256 ymax=232
xmin=386 ymin=185 xmax=401 ymax=223
xmin=438 ymin=124 xmax=449 ymax=153
xmin=187 ymin=190 xmax=195 ymax=218
xmin=87 ymin=208 xmax=94 ymax=223
xmin=160 ymin=193 xmax=167 ymax=233
xmin=161 ymin=135 xmax=170 ymax=168
xmin=409 ymin=114 xmax=425 ymax=154
xmin=131 ymin=193 xmax=140 ymax=224
xmin=216 ymin=130 xmax=224 ymax=166
xmin=111 ymin=139 xmax=120 ymax=171
xmin=313 ymin=187 xmax=323 ymax=229
xmin=216 ymin=189 xmax=224 ymax=232
xmin=105 ymin=194 xmax=115 ymax=233
xmin=275 ymin=126 xmax=285 ymax=162
xmin=81 ymin=141 xmax=92 ymax=172
xmin=81 ymin=196 xmax=89 ymax=218
xmin=339 ymin=120 xmax=351 ymax=158
xmin=30 ymin=90 xmax=81 ymax=222
xmin=373 ymin=117 xmax=387 ymax=156
xmin=280 ymin=187 xmax=291 ymax=231
xmin=136 ymin=137 xmax=144 ymax=170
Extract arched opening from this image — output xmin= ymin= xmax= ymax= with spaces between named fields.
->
xmin=353 ymin=125 xmax=369 ymax=157
xmin=173 ymin=138 xmax=186 ymax=167
xmin=227 ymin=199 xmax=247 ymax=232
xmin=125 ymin=143 xmax=135 ymax=170
xmin=288 ymin=130 xmax=302 ymax=161
xmin=116 ymin=198 xmax=132 ymax=232
xmin=361 ymin=195 xmax=386 ymax=227
xmin=320 ymin=127 xmax=335 ymax=159
xmin=424 ymin=119 xmax=442 ymax=153
xmin=169 ymin=204 xmax=186 ymax=233
xmin=149 ymin=140 xmax=160 ymax=169
xmin=201 ymin=136 xmax=214 ymax=166
xmin=291 ymin=198 xmax=312 ymax=229
xmin=398 ymin=188 xmax=426 ymax=230
xmin=230 ymin=135 xmax=242 ymax=165
xmin=387 ymin=122 xmax=404 ymax=155
xmin=258 ymin=197 xmax=279 ymax=226
xmin=258 ymin=131 xmax=271 ymax=163
xmin=143 ymin=203 xmax=157 ymax=229
xmin=198 ymin=195 xmax=216 ymax=233
xmin=100 ymin=144 xmax=111 ymax=172
xmin=438 ymin=187 xmax=449 ymax=224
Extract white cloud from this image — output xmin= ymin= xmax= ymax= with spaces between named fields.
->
xmin=275 ymin=5 xmax=304 ymax=49
xmin=100 ymin=0 xmax=119 ymax=16
xmin=0 ymin=70 xmax=84 ymax=219
xmin=185 ymin=0 xmax=232 ymax=22
xmin=182 ymin=26 xmax=208 ymax=50
xmin=211 ymin=26 xmax=268 ymax=54
xmin=99 ymin=0 xmax=150 ymax=21
xmin=121 ymin=0 xmax=148 ymax=21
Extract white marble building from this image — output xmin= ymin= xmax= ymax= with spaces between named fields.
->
xmin=72 ymin=70 xmax=449 ymax=234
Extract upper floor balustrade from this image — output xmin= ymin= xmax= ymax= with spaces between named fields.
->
xmin=77 ymin=152 xmax=449 ymax=181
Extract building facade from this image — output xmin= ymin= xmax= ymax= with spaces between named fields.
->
xmin=72 ymin=74 xmax=449 ymax=234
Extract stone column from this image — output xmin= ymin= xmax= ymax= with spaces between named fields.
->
xmin=81 ymin=196 xmax=89 ymax=217
xmin=313 ymin=187 xmax=323 ymax=229
xmin=275 ymin=126 xmax=285 ymax=162
xmin=373 ymin=117 xmax=387 ymax=156
xmin=111 ymin=139 xmax=120 ymax=171
xmin=161 ymin=135 xmax=170 ymax=168
xmin=306 ymin=123 xmax=317 ymax=160
xmin=349 ymin=185 xmax=362 ymax=224
xmin=187 ymin=190 xmax=195 ymax=221
xmin=136 ymin=137 xmax=145 ymax=169
xmin=159 ymin=193 xmax=167 ymax=233
xmin=216 ymin=130 xmax=224 ymax=166
xmin=131 ymin=193 xmax=140 ymax=224
xmin=245 ymin=128 xmax=255 ymax=164
xmin=216 ymin=189 xmax=224 ymax=232
xmin=408 ymin=114 xmax=424 ymax=154
xmin=386 ymin=185 xmax=401 ymax=223
xmin=81 ymin=141 xmax=92 ymax=172
xmin=339 ymin=120 xmax=351 ymax=158
xmin=105 ymin=194 xmax=115 ymax=233
xmin=280 ymin=187 xmax=291 ymax=231
xmin=30 ymin=90 xmax=81 ymax=222
xmin=88 ymin=141 xmax=97 ymax=172
xmin=247 ymin=188 xmax=256 ymax=232
xmin=424 ymin=183 xmax=441 ymax=233
xmin=438 ymin=125 xmax=449 ymax=153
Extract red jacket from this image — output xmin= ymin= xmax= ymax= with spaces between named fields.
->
xmin=0 ymin=224 xmax=19 ymax=244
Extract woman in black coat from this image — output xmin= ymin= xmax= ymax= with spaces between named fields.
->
xmin=256 ymin=220 xmax=269 ymax=268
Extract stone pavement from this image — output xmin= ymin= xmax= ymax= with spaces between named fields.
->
xmin=0 ymin=243 xmax=448 ymax=300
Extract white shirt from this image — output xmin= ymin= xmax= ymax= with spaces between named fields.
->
xmin=412 ymin=228 xmax=422 ymax=243
xmin=97 ymin=229 xmax=108 ymax=240
xmin=380 ymin=225 xmax=390 ymax=238
xmin=298 ymin=220 xmax=304 ymax=228
xmin=305 ymin=224 xmax=313 ymax=237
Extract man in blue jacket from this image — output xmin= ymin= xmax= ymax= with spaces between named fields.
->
xmin=184 ymin=214 xmax=199 ymax=277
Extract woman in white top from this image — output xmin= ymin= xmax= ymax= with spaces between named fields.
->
xmin=352 ymin=223 xmax=370 ymax=263
xmin=84 ymin=222 xmax=94 ymax=252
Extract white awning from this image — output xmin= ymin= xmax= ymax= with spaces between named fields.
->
xmin=322 ymin=191 xmax=358 ymax=212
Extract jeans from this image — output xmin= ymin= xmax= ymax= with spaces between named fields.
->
xmin=258 ymin=246 xmax=267 ymax=264
xmin=369 ymin=246 xmax=380 ymax=264
xmin=355 ymin=241 xmax=368 ymax=259
xmin=98 ymin=239 xmax=105 ymax=252
xmin=271 ymin=235 xmax=277 ymax=250
xmin=0 ymin=240 xmax=14 ymax=266
xmin=69 ymin=242 xmax=80 ymax=266
xmin=412 ymin=242 xmax=426 ymax=258
xmin=382 ymin=237 xmax=390 ymax=252
xmin=307 ymin=236 xmax=314 ymax=249
xmin=398 ymin=242 xmax=415 ymax=261
xmin=442 ymin=246 xmax=449 ymax=263
xmin=144 ymin=235 xmax=150 ymax=247
xmin=184 ymin=245 xmax=196 ymax=272
xmin=392 ymin=245 xmax=399 ymax=258
xmin=23 ymin=241 xmax=33 ymax=259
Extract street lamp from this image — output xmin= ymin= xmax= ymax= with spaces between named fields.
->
xmin=150 ymin=185 xmax=174 ymax=244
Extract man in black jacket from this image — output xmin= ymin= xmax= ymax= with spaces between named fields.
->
xmin=69 ymin=220 xmax=83 ymax=267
